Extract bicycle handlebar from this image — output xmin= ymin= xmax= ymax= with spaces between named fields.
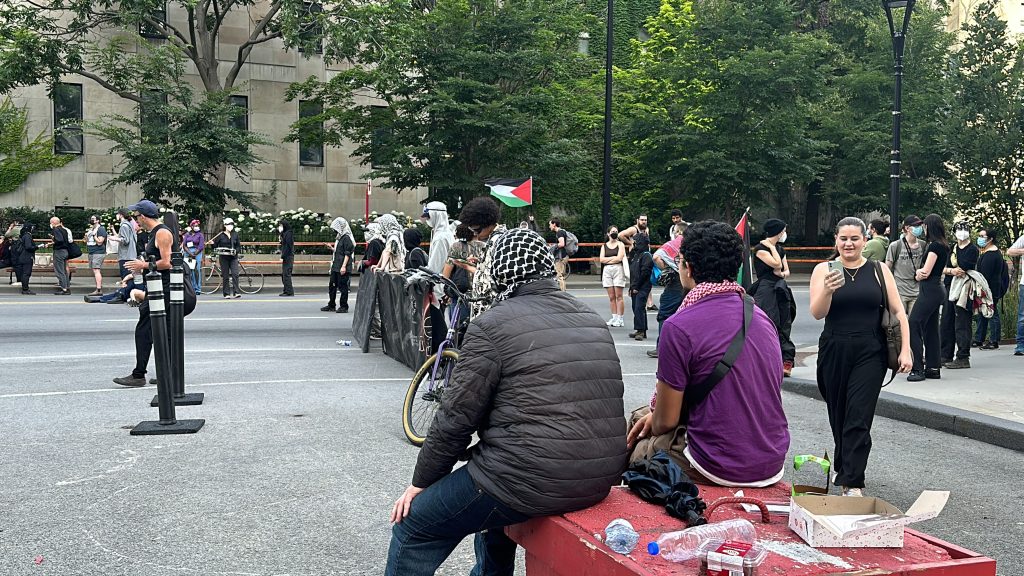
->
xmin=414 ymin=267 xmax=489 ymax=304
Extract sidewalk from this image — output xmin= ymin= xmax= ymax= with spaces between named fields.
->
xmin=789 ymin=346 xmax=1024 ymax=452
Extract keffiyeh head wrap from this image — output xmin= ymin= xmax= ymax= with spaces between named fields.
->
xmin=489 ymin=229 xmax=556 ymax=301
xmin=330 ymin=217 xmax=355 ymax=246
xmin=375 ymin=214 xmax=407 ymax=262
xmin=364 ymin=222 xmax=382 ymax=243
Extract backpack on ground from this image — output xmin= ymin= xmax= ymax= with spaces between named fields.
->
xmin=563 ymin=230 xmax=579 ymax=257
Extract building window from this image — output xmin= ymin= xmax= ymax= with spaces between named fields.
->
xmin=228 ymin=95 xmax=249 ymax=131
xmin=139 ymin=4 xmax=168 ymax=39
xmin=297 ymin=2 xmax=323 ymax=54
xmin=53 ymin=83 xmax=83 ymax=155
xmin=140 ymin=90 xmax=169 ymax=141
xmin=298 ymin=100 xmax=324 ymax=167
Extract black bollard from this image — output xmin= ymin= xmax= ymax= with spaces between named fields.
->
xmin=132 ymin=257 xmax=204 ymax=435
xmin=151 ymin=251 xmax=204 ymax=407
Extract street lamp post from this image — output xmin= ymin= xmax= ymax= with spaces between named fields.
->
xmin=601 ymin=0 xmax=613 ymax=233
xmin=883 ymin=0 xmax=915 ymax=241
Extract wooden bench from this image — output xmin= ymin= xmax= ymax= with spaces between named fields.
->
xmin=505 ymin=485 xmax=995 ymax=576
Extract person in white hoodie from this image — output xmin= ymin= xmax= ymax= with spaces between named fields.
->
xmin=422 ymin=201 xmax=454 ymax=352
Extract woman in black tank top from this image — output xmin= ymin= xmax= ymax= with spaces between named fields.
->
xmin=809 ymin=217 xmax=911 ymax=497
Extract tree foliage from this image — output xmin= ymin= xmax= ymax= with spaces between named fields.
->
xmin=286 ymin=0 xmax=600 ymax=217
xmin=0 ymin=97 xmax=73 ymax=195
xmin=941 ymin=0 xmax=1024 ymax=242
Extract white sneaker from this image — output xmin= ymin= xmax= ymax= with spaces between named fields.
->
xmin=613 ymin=317 xmax=625 ymax=327
xmin=841 ymin=487 xmax=864 ymax=497
xmin=606 ymin=317 xmax=615 ymax=326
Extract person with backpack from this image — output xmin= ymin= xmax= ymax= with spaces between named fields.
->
xmin=885 ymin=215 xmax=925 ymax=316
xmin=403 ymin=228 xmax=428 ymax=270
xmin=49 ymin=216 xmax=75 ymax=295
xmin=548 ymin=217 xmax=570 ymax=291
xmin=627 ymin=234 xmax=654 ymax=341
xmin=973 ymin=228 xmax=1008 ymax=349
xmin=443 ymin=224 xmax=484 ymax=326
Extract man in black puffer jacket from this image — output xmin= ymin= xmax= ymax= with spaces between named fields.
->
xmin=387 ymin=228 xmax=627 ymax=576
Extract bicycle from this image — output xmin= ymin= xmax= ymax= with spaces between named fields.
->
xmin=200 ymin=251 xmax=265 ymax=295
xmin=402 ymin=267 xmax=485 ymax=447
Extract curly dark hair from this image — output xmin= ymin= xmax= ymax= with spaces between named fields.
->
xmin=869 ymin=219 xmax=888 ymax=236
xmin=680 ymin=220 xmax=743 ymax=284
xmin=454 ymin=223 xmax=475 ymax=242
xmin=458 ymin=197 xmax=501 ymax=228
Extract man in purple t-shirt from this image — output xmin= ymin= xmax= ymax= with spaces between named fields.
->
xmin=627 ymin=221 xmax=790 ymax=486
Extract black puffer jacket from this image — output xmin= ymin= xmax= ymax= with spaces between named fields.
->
xmin=413 ymin=278 xmax=628 ymax=516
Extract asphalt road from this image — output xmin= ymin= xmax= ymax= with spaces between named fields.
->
xmin=0 ymin=288 xmax=1017 ymax=575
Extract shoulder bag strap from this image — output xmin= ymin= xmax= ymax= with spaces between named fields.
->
xmin=873 ymin=261 xmax=898 ymax=386
xmin=684 ymin=294 xmax=753 ymax=409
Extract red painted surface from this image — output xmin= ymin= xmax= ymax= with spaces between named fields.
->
xmin=506 ymin=486 xmax=996 ymax=576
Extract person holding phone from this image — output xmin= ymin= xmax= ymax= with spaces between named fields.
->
xmin=810 ymin=217 xmax=911 ymax=497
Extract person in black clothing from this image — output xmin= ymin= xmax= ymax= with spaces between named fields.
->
xmin=49 ymin=216 xmax=72 ymax=295
xmin=940 ymin=220 xmax=979 ymax=369
xmin=750 ymin=218 xmax=796 ymax=377
xmin=810 ymin=217 xmax=911 ymax=496
xmin=114 ymin=200 xmax=174 ymax=387
xmin=974 ymin=227 xmax=1005 ymax=349
xmin=211 ymin=218 xmax=242 ymax=299
xmin=548 ymin=218 xmax=569 ymax=291
xmin=278 ymin=219 xmax=294 ymax=296
xmin=404 ymin=228 xmax=428 ymax=270
xmin=14 ymin=222 xmax=38 ymax=294
xmin=907 ymin=214 xmax=951 ymax=382
xmin=627 ymin=234 xmax=654 ymax=341
xmin=361 ymin=222 xmax=385 ymax=272
xmin=323 ymin=217 xmax=355 ymax=312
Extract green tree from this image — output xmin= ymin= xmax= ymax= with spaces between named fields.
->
xmin=285 ymin=0 xmax=600 ymax=219
xmin=941 ymin=0 xmax=1024 ymax=242
xmin=0 ymin=97 xmax=73 ymax=195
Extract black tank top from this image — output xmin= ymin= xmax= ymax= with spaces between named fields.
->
xmin=146 ymin=223 xmax=171 ymax=284
xmin=603 ymin=243 xmax=620 ymax=270
xmin=824 ymin=261 xmax=883 ymax=335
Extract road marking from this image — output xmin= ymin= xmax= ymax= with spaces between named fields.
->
xmin=0 ymin=377 xmax=409 ymax=399
xmin=0 ymin=347 xmax=347 ymax=364
xmin=0 ymin=297 xmax=325 ymax=306
xmin=101 ymin=316 xmax=332 ymax=322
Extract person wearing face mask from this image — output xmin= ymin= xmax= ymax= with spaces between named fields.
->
xmin=908 ymin=214 xmax=949 ymax=381
xmin=862 ymin=220 xmax=890 ymax=262
xmin=973 ymin=228 xmax=1007 ymax=349
xmin=885 ymin=215 xmax=925 ymax=317
xmin=599 ymin=226 xmax=627 ymax=327
xmin=85 ymin=215 xmax=108 ymax=296
xmin=211 ymin=218 xmax=242 ymax=299
xmin=278 ymin=219 xmax=294 ymax=297
xmin=324 ymin=217 xmax=355 ymax=312
xmin=182 ymin=220 xmax=205 ymax=295
xmin=940 ymin=221 xmax=979 ymax=369
xmin=751 ymin=218 xmax=796 ymax=377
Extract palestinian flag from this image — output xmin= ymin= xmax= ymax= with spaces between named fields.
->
xmin=735 ymin=210 xmax=752 ymax=290
xmin=485 ymin=177 xmax=533 ymax=208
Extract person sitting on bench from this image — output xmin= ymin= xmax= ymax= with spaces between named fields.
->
xmin=627 ymin=220 xmax=790 ymax=487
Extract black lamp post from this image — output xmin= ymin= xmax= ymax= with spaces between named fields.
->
xmin=883 ymin=0 xmax=915 ymax=241
xmin=601 ymin=0 xmax=613 ymax=233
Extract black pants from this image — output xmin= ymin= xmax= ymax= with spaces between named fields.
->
xmin=817 ymin=330 xmax=886 ymax=488
xmin=281 ymin=258 xmax=294 ymax=295
xmin=655 ymin=285 xmax=686 ymax=344
xmin=133 ymin=302 xmax=153 ymax=378
xmin=220 ymin=256 xmax=240 ymax=296
xmin=631 ymin=285 xmax=652 ymax=331
xmin=909 ymin=281 xmax=944 ymax=371
xmin=328 ymin=271 xmax=350 ymax=309
xmin=18 ymin=262 xmax=32 ymax=290
xmin=940 ymin=297 xmax=972 ymax=361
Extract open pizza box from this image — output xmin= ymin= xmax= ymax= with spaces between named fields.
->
xmin=789 ymin=491 xmax=949 ymax=548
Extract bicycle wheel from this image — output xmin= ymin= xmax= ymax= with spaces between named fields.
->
xmin=201 ymin=266 xmax=222 ymax=295
xmin=403 ymin=348 xmax=459 ymax=446
xmin=237 ymin=264 xmax=265 ymax=294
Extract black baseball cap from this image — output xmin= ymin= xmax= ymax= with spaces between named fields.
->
xmin=903 ymin=215 xmax=922 ymax=227
xmin=127 ymin=199 xmax=160 ymax=218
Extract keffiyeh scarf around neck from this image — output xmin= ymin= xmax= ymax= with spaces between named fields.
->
xmin=490 ymin=228 xmax=556 ymax=302
xmin=681 ymin=280 xmax=745 ymax=308
xmin=375 ymin=214 xmax=407 ymax=262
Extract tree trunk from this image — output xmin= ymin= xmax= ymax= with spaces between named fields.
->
xmin=804 ymin=180 xmax=822 ymax=244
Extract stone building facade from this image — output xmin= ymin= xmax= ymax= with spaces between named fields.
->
xmin=0 ymin=3 xmax=425 ymax=218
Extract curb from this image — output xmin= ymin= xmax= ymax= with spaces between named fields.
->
xmin=783 ymin=377 xmax=1024 ymax=453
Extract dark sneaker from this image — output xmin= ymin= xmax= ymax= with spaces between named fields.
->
xmin=113 ymin=375 xmax=146 ymax=387
xmin=946 ymin=358 xmax=971 ymax=369
xmin=149 ymin=378 xmax=158 ymax=385
xmin=980 ymin=341 xmax=999 ymax=350
xmin=646 ymin=349 xmax=658 ymax=359
xmin=971 ymin=341 xmax=982 ymax=348
xmin=279 ymin=292 xmax=294 ymax=297
xmin=105 ymin=295 xmax=126 ymax=304
xmin=906 ymin=370 xmax=926 ymax=382
xmin=84 ymin=295 xmax=101 ymax=303
xmin=924 ymin=368 xmax=941 ymax=379
xmin=21 ymin=289 xmax=35 ymax=295
xmin=1015 ymin=350 xmax=1024 ymax=356
xmin=337 ymin=307 xmax=349 ymax=314
xmin=321 ymin=305 xmax=336 ymax=312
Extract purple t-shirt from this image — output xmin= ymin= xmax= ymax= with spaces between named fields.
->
xmin=656 ymin=293 xmax=790 ymax=483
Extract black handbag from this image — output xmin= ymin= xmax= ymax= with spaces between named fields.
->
xmin=873 ymin=261 xmax=901 ymax=386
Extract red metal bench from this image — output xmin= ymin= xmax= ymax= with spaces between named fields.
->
xmin=506 ymin=485 xmax=995 ymax=576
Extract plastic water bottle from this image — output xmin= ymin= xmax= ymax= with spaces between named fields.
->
xmin=604 ymin=519 xmax=640 ymax=554
xmin=337 ymin=339 xmax=352 ymax=347
xmin=647 ymin=519 xmax=756 ymax=562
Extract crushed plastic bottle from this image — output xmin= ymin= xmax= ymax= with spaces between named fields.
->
xmin=604 ymin=519 xmax=640 ymax=554
xmin=647 ymin=519 xmax=757 ymax=563
xmin=336 ymin=339 xmax=352 ymax=347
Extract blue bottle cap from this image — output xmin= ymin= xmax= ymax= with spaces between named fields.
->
xmin=647 ymin=542 xmax=660 ymax=555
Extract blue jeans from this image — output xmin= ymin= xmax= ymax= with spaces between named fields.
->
xmin=385 ymin=467 xmax=530 ymax=576
xmin=974 ymin=298 xmax=1001 ymax=344
xmin=1016 ymin=287 xmax=1024 ymax=352
xmin=655 ymin=285 xmax=685 ymax=344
